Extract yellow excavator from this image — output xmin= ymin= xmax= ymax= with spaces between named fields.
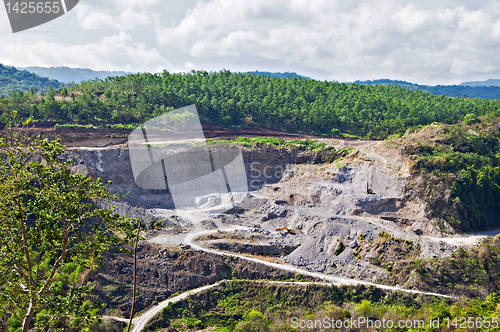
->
xmin=367 ymin=182 xmax=375 ymax=195
xmin=277 ymin=227 xmax=296 ymax=235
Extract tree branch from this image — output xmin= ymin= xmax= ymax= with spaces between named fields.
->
xmin=16 ymin=192 xmax=37 ymax=332
xmin=127 ymin=220 xmax=141 ymax=332
xmin=38 ymin=226 xmax=68 ymax=296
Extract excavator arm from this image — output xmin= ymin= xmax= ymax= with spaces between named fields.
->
xmin=366 ymin=182 xmax=375 ymax=194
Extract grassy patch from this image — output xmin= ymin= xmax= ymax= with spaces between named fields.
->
xmin=54 ymin=123 xmax=138 ymax=130
xmin=144 ymin=280 xmax=500 ymax=332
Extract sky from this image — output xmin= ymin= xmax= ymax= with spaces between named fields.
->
xmin=1 ymin=0 xmax=500 ymax=85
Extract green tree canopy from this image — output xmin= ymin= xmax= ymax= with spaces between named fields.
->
xmin=0 ymin=119 xmax=135 ymax=331
xmin=2 ymin=70 xmax=500 ymax=139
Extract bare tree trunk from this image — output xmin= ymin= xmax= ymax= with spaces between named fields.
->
xmin=127 ymin=221 xmax=141 ymax=332
xmin=18 ymin=194 xmax=36 ymax=332
xmin=22 ymin=299 xmax=35 ymax=332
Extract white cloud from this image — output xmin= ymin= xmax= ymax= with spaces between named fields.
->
xmin=184 ymin=61 xmax=197 ymax=69
xmin=75 ymin=2 xmax=156 ymax=30
xmin=3 ymin=0 xmax=500 ymax=83
xmin=109 ymin=0 xmax=160 ymax=10
xmin=77 ymin=11 xmax=114 ymax=30
xmin=0 ymin=6 xmax=11 ymax=29
xmin=156 ymin=0 xmax=500 ymax=83
xmin=0 ymin=32 xmax=170 ymax=72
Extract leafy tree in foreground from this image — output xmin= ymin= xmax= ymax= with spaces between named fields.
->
xmin=0 ymin=119 xmax=135 ymax=331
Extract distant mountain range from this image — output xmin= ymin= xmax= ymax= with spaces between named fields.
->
xmin=353 ymin=79 xmax=500 ymax=100
xmin=247 ymin=71 xmax=311 ymax=80
xmin=19 ymin=66 xmax=131 ymax=83
xmin=0 ymin=64 xmax=69 ymax=96
xmin=459 ymin=79 xmax=500 ymax=87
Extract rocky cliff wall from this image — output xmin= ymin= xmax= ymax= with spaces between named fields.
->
xmin=63 ymin=144 xmax=328 ymax=209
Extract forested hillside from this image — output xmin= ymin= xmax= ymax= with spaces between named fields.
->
xmin=0 ymin=64 xmax=68 ymax=96
xmin=1 ymin=70 xmax=500 ymax=138
xmin=354 ymin=79 xmax=500 ymax=100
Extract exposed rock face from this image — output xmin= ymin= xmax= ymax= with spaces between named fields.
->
xmin=67 ymin=140 xmax=467 ymax=285
xmin=195 ymin=146 xmax=459 ymax=281
xmin=63 ymin=145 xmax=329 ymax=209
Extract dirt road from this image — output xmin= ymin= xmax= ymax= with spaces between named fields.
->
xmin=105 ymin=273 xmax=450 ymax=332
xmin=106 ymin=139 xmax=488 ymax=331
xmin=180 ymin=209 xmax=452 ymax=297
xmin=109 ymin=205 xmax=452 ymax=332
xmin=105 ymin=279 xmax=367 ymax=331
xmin=424 ymin=229 xmax=500 ymax=246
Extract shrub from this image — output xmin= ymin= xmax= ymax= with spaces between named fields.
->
xmin=463 ymin=113 xmax=480 ymax=125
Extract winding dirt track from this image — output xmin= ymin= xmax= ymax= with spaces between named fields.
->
xmin=180 ymin=209 xmax=451 ymax=298
xmin=105 ymin=280 xmax=365 ymax=331
xmin=105 ymin=205 xmax=453 ymax=332
xmin=103 ymin=139 xmax=500 ymax=331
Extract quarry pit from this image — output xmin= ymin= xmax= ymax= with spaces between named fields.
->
xmin=61 ymin=136 xmax=481 ymax=285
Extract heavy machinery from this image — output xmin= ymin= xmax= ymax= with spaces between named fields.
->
xmin=366 ymin=182 xmax=375 ymax=194
xmin=276 ymin=227 xmax=296 ymax=235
